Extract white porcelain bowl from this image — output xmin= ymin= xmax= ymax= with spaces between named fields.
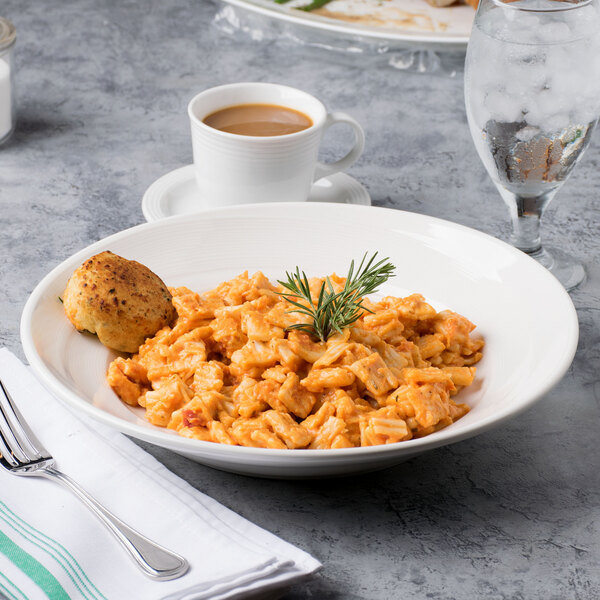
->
xmin=21 ymin=203 xmax=578 ymax=478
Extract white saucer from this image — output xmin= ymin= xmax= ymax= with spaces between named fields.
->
xmin=141 ymin=165 xmax=371 ymax=222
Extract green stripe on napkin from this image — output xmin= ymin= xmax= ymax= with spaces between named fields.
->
xmin=0 ymin=502 xmax=105 ymax=600
xmin=0 ymin=570 xmax=28 ymax=600
xmin=0 ymin=530 xmax=70 ymax=600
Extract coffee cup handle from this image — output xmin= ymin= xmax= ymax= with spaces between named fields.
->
xmin=313 ymin=112 xmax=365 ymax=182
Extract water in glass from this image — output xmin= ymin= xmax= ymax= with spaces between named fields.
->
xmin=464 ymin=0 xmax=600 ymax=290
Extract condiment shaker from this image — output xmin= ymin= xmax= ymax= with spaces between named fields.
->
xmin=0 ymin=18 xmax=16 ymax=146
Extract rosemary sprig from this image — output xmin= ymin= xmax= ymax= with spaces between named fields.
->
xmin=277 ymin=252 xmax=396 ymax=342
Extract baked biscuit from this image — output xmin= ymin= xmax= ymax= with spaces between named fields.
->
xmin=63 ymin=251 xmax=176 ymax=353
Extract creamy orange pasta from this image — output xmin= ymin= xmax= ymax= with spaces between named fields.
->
xmin=107 ymin=271 xmax=483 ymax=449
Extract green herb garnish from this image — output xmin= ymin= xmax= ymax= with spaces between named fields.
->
xmin=277 ymin=252 xmax=396 ymax=342
xmin=274 ymin=0 xmax=334 ymax=11
xmin=296 ymin=0 xmax=334 ymax=10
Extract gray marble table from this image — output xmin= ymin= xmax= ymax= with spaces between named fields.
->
xmin=1 ymin=1 xmax=599 ymax=598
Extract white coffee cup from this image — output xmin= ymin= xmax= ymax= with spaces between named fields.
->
xmin=188 ymin=82 xmax=365 ymax=207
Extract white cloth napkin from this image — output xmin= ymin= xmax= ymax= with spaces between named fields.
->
xmin=0 ymin=348 xmax=321 ymax=600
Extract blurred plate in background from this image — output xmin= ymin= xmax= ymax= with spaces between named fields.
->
xmin=219 ymin=0 xmax=474 ymax=50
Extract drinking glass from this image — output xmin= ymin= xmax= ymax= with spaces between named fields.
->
xmin=464 ymin=0 xmax=600 ymax=290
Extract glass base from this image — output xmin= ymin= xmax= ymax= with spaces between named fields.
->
xmin=0 ymin=124 xmax=14 ymax=146
xmin=526 ymin=245 xmax=585 ymax=292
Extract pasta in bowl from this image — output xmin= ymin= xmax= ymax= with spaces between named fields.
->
xmin=107 ymin=269 xmax=483 ymax=449
xmin=20 ymin=203 xmax=578 ymax=477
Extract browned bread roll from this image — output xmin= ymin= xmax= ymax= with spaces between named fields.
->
xmin=63 ymin=251 xmax=176 ymax=353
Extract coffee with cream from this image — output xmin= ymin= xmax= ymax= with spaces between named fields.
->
xmin=188 ymin=82 xmax=365 ymax=206
xmin=203 ymin=103 xmax=313 ymax=137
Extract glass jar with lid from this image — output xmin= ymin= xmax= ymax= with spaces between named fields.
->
xmin=0 ymin=17 xmax=16 ymax=145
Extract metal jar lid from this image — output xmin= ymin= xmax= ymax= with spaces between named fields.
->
xmin=0 ymin=18 xmax=16 ymax=52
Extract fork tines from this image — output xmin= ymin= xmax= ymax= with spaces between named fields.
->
xmin=0 ymin=380 xmax=49 ymax=468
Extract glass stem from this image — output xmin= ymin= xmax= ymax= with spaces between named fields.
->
xmin=499 ymin=188 xmax=556 ymax=255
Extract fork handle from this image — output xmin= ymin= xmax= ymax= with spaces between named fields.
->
xmin=41 ymin=467 xmax=189 ymax=580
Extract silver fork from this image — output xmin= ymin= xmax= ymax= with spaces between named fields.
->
xmin=0 ymin=379 xmax=189 ymax=581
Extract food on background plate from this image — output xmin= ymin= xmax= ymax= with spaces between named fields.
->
xmin=106 ymin=253 xmax=484 ymax=449
xmin=63 ymin=251 xmax=176 ymax=353
xmin=275 ymin=0 xmax=477 ymax=11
